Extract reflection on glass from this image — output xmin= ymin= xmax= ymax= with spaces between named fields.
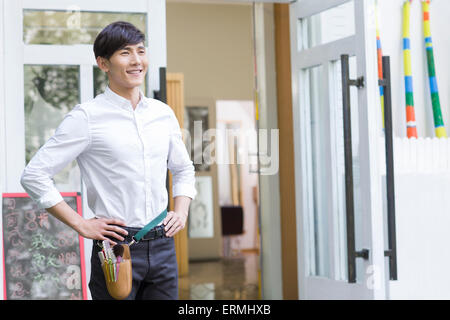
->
xmin=298 ymin=1 xmax=355 ymax=50
xmin=93 ymin=66 xmax=108 ymax=97
xmin=23 ymin=10 xmax=146 ymax=45
xmin=189 ymin=283 xmax=215 ymax=300
xmin=24 ymin=65 xmax=81 ymax=191
xmin=331 ymin=56 xmax=362 ymax=282
xmin=188 ymin=176 xmax=214 ymax=239
xmin=93 ymin=66 xmax=147 ymax=98
xmin=183 ymin=106 xmax=211 ymax=172
xmin=303 ymin=65 xmax=330 ymax=278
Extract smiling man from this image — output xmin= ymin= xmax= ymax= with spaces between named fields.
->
xmin=20 ymin=21 xmax=196 ymax=300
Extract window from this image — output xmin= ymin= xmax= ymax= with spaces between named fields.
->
xmin=23 ymin=10 xmax=146 ymax=45
xmin=24 ymin=65 xmax=81 ymax=191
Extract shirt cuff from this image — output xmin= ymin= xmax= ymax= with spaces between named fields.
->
xmin=37 ymin=188 xmax=64 ymax=209
xmin=173 ymin=182 xmax=197 ymax=200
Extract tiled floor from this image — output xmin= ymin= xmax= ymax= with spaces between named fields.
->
xmin=179 ymin=252 xmax=261 ymax=300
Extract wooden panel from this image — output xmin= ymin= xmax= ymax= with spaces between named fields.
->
xmin=166 ymin=72 xmax=189 ymax=277
xmin=274 ymin=4 xmax=298 ymax=299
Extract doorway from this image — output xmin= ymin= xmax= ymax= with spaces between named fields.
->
xmin=290 ymin=0 xmax=387 ymax=299
xmin=166 ymin=1 xmax=262 ymax=300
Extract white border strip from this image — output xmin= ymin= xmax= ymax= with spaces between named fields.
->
xmin=22 ymin=0 xmax=148 ymax=12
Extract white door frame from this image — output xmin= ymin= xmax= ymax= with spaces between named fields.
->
xmin=0 ymin=0 xmax=167 ymax=300
xmin=0 ymin=0 xmax=6 ymax=196
xmin=290 ymin=0 xmax=386 ymax=299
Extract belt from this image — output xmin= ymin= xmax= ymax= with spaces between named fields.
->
xmin=128 ymin=209 xmax=167 ymax=246
xmin=125 ymin=225 xmax=166 ymax=241
xmin=96 ymin=210 xmax=168 ymax=247
xmin=95 ymin=225 xmax=166 ymax=249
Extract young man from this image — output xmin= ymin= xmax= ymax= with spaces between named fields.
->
xmin=20 ymin=21 xmax=196 ymax=300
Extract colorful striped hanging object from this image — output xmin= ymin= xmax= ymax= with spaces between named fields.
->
xmin=422 ymin=0 xmax=447 ymax=138
xmin=402 ymin=0 xmax=418 ymax=138
xmin=375 ymin=0 xmax=385 ymax=131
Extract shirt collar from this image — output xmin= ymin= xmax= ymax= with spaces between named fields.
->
xmin=104 ymin=86 xmax=148 ymax=111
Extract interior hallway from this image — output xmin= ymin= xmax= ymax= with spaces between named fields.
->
xmin=179 ymin=252 xmax=260 ymax=300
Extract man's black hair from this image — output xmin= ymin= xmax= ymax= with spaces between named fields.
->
xmin=93 ymin=21 xmax=145 ymax=60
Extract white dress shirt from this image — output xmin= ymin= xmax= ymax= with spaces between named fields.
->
xmin=20 ymin=86 xmax=197 ymax=228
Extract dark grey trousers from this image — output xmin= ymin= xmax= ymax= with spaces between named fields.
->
xmin=88 ymin=227 xmax=178 ymax=300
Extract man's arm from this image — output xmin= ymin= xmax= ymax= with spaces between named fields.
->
xmin=164 ymin=111 xmax=197 ymax=237
xmin=21 ymin=105 xmax=127 ymax=244
xmin=163 ymin=195 xmax=192 ymax=237
xmin=20 ymin=106 xmax=90 ymax=209
xmin=46 ymin=201 xmax=128 ymax=246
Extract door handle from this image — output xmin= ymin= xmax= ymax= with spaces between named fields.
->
xmin=153 ymin=67 xmax=167 ymax=103
xmin=340 ymin=54 xmax=369 ymax=284
xmin=379 ymin=56 xmax=398 ymax=281
xmin=153 ymin=67 xmax=171 ymax=211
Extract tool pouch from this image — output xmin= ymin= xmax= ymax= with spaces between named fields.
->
xmin=101 ymin=244 xmax=132 ymax=300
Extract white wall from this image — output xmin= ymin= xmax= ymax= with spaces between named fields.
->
xmin=377 ymin=137 xmax=450 ymax=299
xmin=166 ymin=1 xmax=254 ymax=101
xmin=377 ymin=0 xmax=450 ymax=138
xmin=389 ymin=173 xmax=450 ymax=299
xmin=376 ymin=0 xmax=450 ymax=299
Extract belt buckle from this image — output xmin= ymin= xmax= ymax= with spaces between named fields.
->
xmin=142 ymin=227 xmax=158 ymax=241
xmin=154 ymin=226 xmax=165 ymax=239
xmin=128 ymin=236 xmax=139 ymax=247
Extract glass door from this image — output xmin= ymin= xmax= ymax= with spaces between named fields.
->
xmin=290 ymin=0 xmax=387 ymax=299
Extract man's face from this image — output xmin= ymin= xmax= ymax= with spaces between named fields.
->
xmin=98 ymin=42 xmax=148 ymax=90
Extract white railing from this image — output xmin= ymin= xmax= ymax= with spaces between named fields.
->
xmin=383 ymin=137 xmax=450 ymax=299
xmin=379 ymin=137 xmax=450 ymax=174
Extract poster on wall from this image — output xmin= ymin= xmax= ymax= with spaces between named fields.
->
xmin=2 ymin=193 xmax=87 ymax=300
xmin=184 ymin=106 xmax=210 ymax=172
xmin=188 ymin=176 xmax=214 ymax=238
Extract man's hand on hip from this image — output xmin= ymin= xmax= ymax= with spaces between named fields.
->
xmin=163 ymin=210 xmax=187 ymax=237
xmin=77 ymin=217 xmax=128 ymax=246
xmin=46 ymin=201 xmax=128 ymax=246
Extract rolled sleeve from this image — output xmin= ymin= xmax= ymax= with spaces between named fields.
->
xmin=37 ymin=188 xmax=65 ymax=209
xmin=20 ymin=105 xmax=90 ymax=209
xmin=173 ymin=182 xmax=197 ymax=200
